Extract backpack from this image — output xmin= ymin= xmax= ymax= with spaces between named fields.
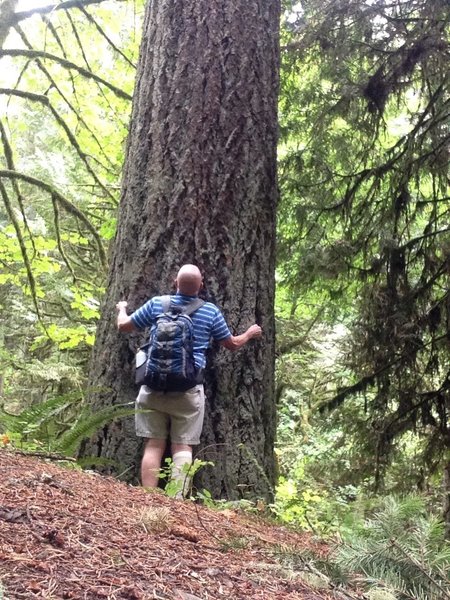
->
xmin=135 ymin=295 xmax=205 ymax=392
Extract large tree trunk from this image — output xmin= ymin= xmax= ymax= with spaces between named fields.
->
xmin=79 ymin=0 xmax=280 ymax=501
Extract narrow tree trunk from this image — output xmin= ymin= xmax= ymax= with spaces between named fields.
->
xmin=444 ymin=460 xmax=450 ymax=541
xmin=0 ymin=0 xmax=18 ymax=48
xmin=79 ymin=0 xmax=280 ymax=500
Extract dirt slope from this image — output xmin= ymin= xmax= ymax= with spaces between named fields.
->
xmin=0 ymin=451 xmax=332 ymax=600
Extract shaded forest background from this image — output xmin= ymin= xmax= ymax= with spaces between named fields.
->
xmin=0 ymin=0 xmax=449 ymax=592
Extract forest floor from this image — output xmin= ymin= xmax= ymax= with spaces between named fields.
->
xmin=0 ymin=451 xmax=344 ymax=600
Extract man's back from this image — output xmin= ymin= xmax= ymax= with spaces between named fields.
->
xmin=115 ymin=263 xmax=262 ymax=491
xmin=130 ymin=292 xmax=231 ymax=369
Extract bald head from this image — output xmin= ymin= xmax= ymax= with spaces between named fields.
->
xmin=176 ymin=264 xmax=203 ymax=296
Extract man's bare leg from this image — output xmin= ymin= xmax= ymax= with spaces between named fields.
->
xmin=141 ymin=438 xmax=166 ymax=487
xmin=171 ymin=443 xmax=193 ymax=497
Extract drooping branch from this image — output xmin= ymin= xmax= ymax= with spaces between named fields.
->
xmin=0 ymin=180 xmax=44 ymax=326
xmin=321 ymin=333 xmax=449 ymax=413
xmin=14 ymin=25 xmax=120 ymax=171
xmin=78 ymin=5 xmax=136 ymax=69
xmin=403 ymin=225 xmax=450 ymax=252
xmin=0 ymin=88 xmax=117 ymax=203
xmin=0 ymin=118 xmax=35 ymax=249
xmin=0 ymin=169 xmax=107 ymax=269
xmin=0 ymin=49 xmax=132 ymax=100
xmin=383 ymin=372 xmax=450 ymax=439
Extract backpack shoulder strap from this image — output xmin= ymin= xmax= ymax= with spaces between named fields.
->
xmin=160 ymin=295 xmax=172 ymax=313
xmin=183 ymin=298 xmax=205 ymax=317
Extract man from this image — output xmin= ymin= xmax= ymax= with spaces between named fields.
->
xmin=116 ymin=264 xmax=262 ymax=494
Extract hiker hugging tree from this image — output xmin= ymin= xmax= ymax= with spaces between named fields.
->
xmin=116 ymin=264 xmax=262 ymax=496
xmin=79 ymin=0 xmax=279 ymax=501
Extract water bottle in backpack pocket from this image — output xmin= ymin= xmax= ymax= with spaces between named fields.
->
xmin=135 ymin=344 xmax=150 ymax=387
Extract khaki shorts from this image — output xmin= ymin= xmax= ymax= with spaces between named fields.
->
xmin=135 ymin=384 xmax=205 ymax=445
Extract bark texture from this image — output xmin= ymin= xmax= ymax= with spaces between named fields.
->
xmin=80 ymin=0 xmax=280 ymax=500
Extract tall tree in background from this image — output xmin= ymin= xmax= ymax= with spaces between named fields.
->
xmin=278 ymin=0 xmax=449 ymax=531
xmin=79 ymin=0 xmax=281 ymax=500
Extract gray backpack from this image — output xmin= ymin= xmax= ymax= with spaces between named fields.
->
xmin=135 ymin=296 xmax=205 ymax=391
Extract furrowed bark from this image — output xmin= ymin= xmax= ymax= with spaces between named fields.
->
xmin=80 ymin=0 xmax=280 ymax=501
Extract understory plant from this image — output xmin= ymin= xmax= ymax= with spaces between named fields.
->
xmin=331 ymin=496 xmax=450 ymax=600
xmin=0 ymin=390 xmax=136 ymax=461
xmin=271 ymin=495 xmax=449 ymax=600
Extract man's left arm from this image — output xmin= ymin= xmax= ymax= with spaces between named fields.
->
xmin=116 ymin=301 xmax=136 ymax=332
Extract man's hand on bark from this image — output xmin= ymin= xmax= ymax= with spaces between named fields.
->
xmin=116 ymin=300 xmax=128 ymax=311
xmin=247 ymin=324 xmax=262 ymax=339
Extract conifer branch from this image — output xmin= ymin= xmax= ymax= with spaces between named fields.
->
xmin=389 ymin=538 xmax=450 ymax=599
xmin=322 ymin=333 xmax=449 ymax=412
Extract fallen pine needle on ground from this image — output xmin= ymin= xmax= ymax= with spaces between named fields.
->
xmin=0 ymin=450 xmax=335 ymax=600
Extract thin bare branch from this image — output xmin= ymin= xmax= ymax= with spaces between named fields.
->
xmin=0 ymin=49 xmax=132 ymax=100
xmin=8 ymin=0 xmax=128 ymax=27
xmin=78 ymin=4 xmax=136 ymax=68
xmin=63 ymin=9 xmax=125 ymax=123
xmin=51 ymin=193 xmax=77 ymax=282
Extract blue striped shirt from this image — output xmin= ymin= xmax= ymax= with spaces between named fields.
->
xmin=130 ymin=293 xmax=231 ymax=369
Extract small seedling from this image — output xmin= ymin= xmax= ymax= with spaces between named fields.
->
xmin=160 ymin=458 xmax=214 ymax=499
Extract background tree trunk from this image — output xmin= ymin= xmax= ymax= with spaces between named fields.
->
xmin=0 ymin=0 xmax=18 ymax=48
xmin=79 ymin=0 xmax=280 ymax=500
xmin=444 ymin=461 xmax=450 ymax=541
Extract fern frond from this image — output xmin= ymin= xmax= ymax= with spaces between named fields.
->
xmin=56 ymin=405 xmax=137 ymax=455
xmin=25 ymin=360 xmax=84 ymax=385
xmin=0 ymin=392 xmax=82 ymax=434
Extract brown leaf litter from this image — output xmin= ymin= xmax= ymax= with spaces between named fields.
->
xmin=0 ymin=450 xmax=335 ymax=600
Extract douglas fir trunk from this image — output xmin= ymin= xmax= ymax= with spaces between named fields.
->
xmin=79 ymin=0 xmax=280 ymax=500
